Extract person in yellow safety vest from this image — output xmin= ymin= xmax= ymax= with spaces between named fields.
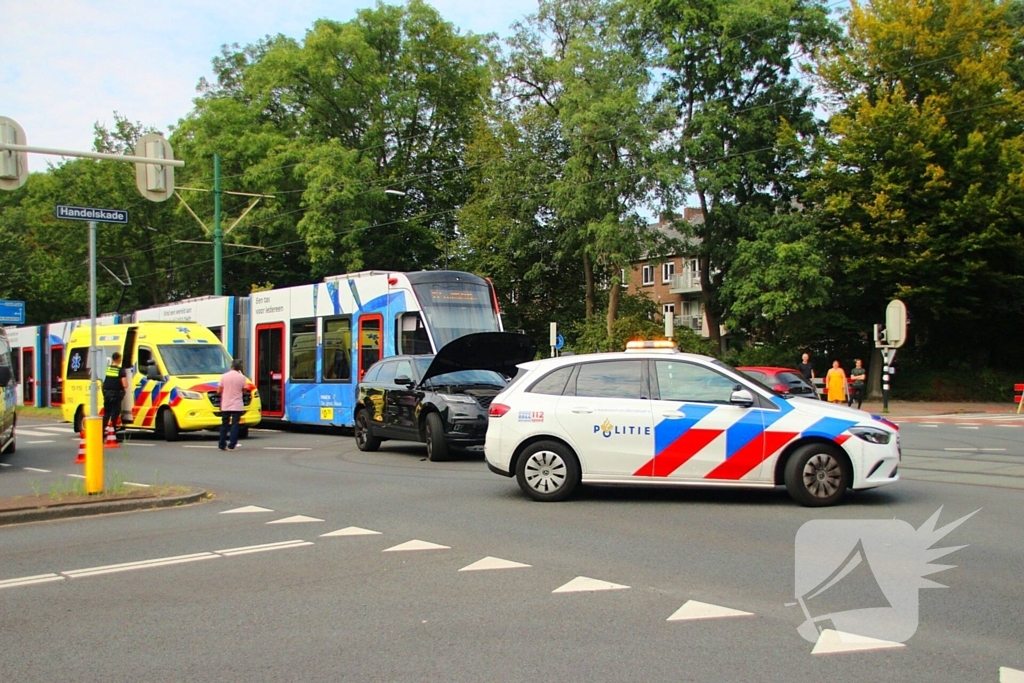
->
xmin=102 ymin=351 xmax=128 ymax=434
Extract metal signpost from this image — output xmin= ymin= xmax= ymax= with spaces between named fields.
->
xmin=1 ymin=116 xmax=182 ymax=494
xmin=874 ymin=299 xmax=908 ymax=413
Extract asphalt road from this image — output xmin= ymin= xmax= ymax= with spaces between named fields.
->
xmin=1 ymin=417 xmax=1022 ymax=682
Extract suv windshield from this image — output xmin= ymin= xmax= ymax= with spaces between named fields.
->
xmin=158 ymin=344 xmax=231 ymax=375
xmin=412 ymin=358 xmax=506 ymax=388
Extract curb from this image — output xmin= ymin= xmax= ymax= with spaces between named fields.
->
xmin=0 ymin=488 xmax=209 ymax=527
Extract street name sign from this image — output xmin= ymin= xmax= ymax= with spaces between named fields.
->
xmin=0 ymin=300 xmax=25 ymax=325
xmin=54 ymin=205 xmax=129 ymax=224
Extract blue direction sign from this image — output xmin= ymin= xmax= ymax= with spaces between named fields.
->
xmin=0 ymin=300 xmax=25 ymax=325
xmin=555 ymin=333 xmax=565 ymax=350
xmin=54 ymin=205 xmax=129 ymax=224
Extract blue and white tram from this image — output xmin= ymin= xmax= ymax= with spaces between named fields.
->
xmin=248 ymin=270 xmax=503 ymax=427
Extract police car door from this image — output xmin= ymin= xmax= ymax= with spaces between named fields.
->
xmin=554 ymin=359 xmax=654 ymax=476
xmin=645 ymin=359 xmax=769 ymax=483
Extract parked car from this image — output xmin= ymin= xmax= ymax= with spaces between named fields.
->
xmin=354 ymin=332 xmax=537 ymax=461
xmin=737 ymin=366 xmax=819 ymax=399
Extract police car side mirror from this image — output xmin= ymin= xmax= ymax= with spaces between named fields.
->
xmin=729 ymin=388 xmax=754 ymax=407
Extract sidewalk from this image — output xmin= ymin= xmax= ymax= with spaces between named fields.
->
xmin=855 ymin=401 xmax=1016 ymax=417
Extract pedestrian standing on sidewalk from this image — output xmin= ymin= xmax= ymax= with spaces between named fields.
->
xmin=218 ymin=359 xmax=247 ymax=451
xmin=825 ymin=360 xmax=849 ymax=405
xmin=850 ymin=358 xmax=867 ymax=409
xmin=797 ymin=353 xmax=815 ymax=382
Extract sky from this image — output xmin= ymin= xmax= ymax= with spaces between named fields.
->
xmin=5 ymin=1 xmax=537 ymax=173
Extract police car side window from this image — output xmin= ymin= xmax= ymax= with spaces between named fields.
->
xmin=655 ymin=361 xmax=737 ymax=404
xmin=574 ymin=361 xmax=645 ymax=400
xmin=527 ymin=366 xmax=573 ymax=395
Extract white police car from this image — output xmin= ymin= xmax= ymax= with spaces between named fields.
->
xmin=485 ymin=342 xmax=899 ymax=506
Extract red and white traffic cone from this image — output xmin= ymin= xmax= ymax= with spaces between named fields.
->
xmin=74 ymin=430 xmax=86 ymax=464
xmin=105 ymin=423 xmax=119 ymax=449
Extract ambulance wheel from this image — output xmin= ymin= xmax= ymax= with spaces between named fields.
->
xmin=424 ymin=412 xmax=450 ymax=462
xmin=238 ymin=427 xmax=249 ymax=440
xmin=73 ymin=408 xmax=83 ymax=434
xmin=162 ymin=409 xmax=180 ymax=442
xmin=784 ymin=443 xmax=850 ymax=507
xmin=516 ymin=440 xmax=580 ymax=502
xmin=354 ymin=410 xmax=381 ymax=452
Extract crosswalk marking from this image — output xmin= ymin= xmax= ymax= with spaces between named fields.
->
xmin=383 ymin=539 xmax=450 ymax=552
xmin=552 ymin=576 xmax=629 ymax=593
xmin=811 ymin=629 xmax=904 ymax=655
xmin=667 ymin=600 xmax=753 ymax=621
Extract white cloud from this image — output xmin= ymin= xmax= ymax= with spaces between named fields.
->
xmin=5 ymin=1 xmax=534 ymax=172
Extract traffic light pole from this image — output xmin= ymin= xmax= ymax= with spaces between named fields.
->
xmin=881 ymin=347 xmax=897 ymax=413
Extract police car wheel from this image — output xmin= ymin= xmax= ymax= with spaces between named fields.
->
xmin=784 ymin=444 xmax=849 ymax=507
xmin=516 ymin=441 xmax=579 ymax=502
xmin=354 ymin=410 xmax=381 ymax=452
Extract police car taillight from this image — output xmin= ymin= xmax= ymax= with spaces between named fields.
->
xmin=625 ymin=340 xmax=678 ymax=353
xmin=489 ymin=403 xmax=511 ymax=418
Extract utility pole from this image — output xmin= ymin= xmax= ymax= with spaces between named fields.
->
xmin=213 ymin=154 xmax=222 ymax=295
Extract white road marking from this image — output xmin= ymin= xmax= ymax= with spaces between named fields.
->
xmin=37 ymin=426 xmax=74 ymax=433
xmin=67 ymin=474 xmax=85 ymax=479
xmin=215 ymin=540 xmax=313 ymax=557
xmin=0 ymin=573 xmax=65 ymax=590
xmin=1001 ymin=666 xmax=1024 ymax=682
xmin=123 ymin=442 xmax=154 ymax=447
xmin=27 ymin=440 xmax=55 ymax=444
xmin=944 ymin=448 xmax=1007 ymax=452
xmin=62 ymin=552 xmax=218 ymax=578
xmin=666 ymin=600 xmax=754 ymax=621
xmin=383 ymin=539 xmax=450 ymax=552
xmin=183 ymin=445 xmax=219 ymax=449
xmin=958 ymin=426 xmax=980 ymax=430
xmin=995 ymin=425 xmax=1021 ymax=428
xmin=266 ymin=515 xmax=324 ymax=524
xmin=221 ymin=505 xmax=274 ymax=514
xmin=459 ymin=556 xmax=531 ymax=571
xmin=552 ymin=576 xmax=630 ymax=593
xmin=811 ymin=629 xmax=904 ymax=655
xmin=22 ymin=467 xmax=51 ymax=473
xmin=955 ymin=423 xmax=981 ymax=426
xmin=263 ymin=447 xmax=311 ymax=451
xmin=14 ymin=429 xmax=54 ymax=437
xmin=124 ymin=482 xmax=151 ymax=488
xmin=320 ymin=526 xmax=382 ymax=537
xmin=0 ymin=462 xmax=11 ymax=467
xmin=919 ymin=424 xmax=938 ymax=428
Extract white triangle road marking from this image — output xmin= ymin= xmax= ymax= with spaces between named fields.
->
xmin=811 ymin=629 xmax=905 ymax=655
xmin=320 ymin=526 xmax=383 ymax=537
xmin=266 ymin=515 xmax=324 ymax=524
xmin=667 ymin=600 xmax=754 ymax=621
xmin=1002 ymin=667 xmax=1024 ymax=683
xmin=552 ymin=576 xmax=630 ymax=593
xmin=459 ymin=556 xmax=532 ymax=571
xmin=220 ymin=505 xmax=274 ymax=514
xmin=382 ymin=539 xmax=450 ymax=552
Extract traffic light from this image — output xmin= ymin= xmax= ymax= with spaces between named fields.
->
xmin=0 ymin=117 xmax=28 ymax=191
xmin=874 ymin=324 xmax=888 ymax=347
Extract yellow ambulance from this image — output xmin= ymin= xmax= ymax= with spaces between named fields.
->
xmin=61 ymin=322 xmax=261 ymax=440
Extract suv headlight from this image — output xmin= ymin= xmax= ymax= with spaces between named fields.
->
xmin=849 ymin=426 xmax=892 ymax=445
xmin=178 ymin=390 xmax=204 ymax=401
xmin=439 ymin=394 xmax=477 ymax=404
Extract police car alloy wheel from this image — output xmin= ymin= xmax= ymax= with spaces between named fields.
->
xmin=784 ymin=444 xmax=851 ymax=507
xmin=516 ymin=441 xmax=580 ymax=502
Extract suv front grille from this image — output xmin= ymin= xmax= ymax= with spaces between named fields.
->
xmin=208 ymin=390 xmax=253 ymax=408
xmin=474 ymin=394 xmax=495 ymax=409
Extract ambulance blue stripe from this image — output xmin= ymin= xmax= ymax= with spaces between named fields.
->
xmin=801 ymin=416 xmax=859 ymax=440
xmin=654 ymin=404 xmax=717 ymax=454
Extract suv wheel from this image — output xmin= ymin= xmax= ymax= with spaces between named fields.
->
xmin=424 ymin=412 xmax=450 ymax=462
xmin=516 ymin=440 xmax=580 ymax=502
xmin=355 ymin=410 xmax=381 ymax=452
xmin=784 ymin=443 xmax=850 ymax=506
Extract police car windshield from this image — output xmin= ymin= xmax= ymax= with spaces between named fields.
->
xmin=711 ymin=359 xmax=782 ymax=396
xmin=158 ymin=345 xmax=231 ymax=375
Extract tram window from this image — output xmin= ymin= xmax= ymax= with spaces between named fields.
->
xmin=11 ymin=349 xmax=20 ymax=382
xmin=290 ymin=320 xmax=317 ymax=381
xmin=397 ymin=313 xmax=431 ymax=355
xmin=322 ymin=318 xmax=351 ymax=382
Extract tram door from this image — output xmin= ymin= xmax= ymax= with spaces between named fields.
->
xmin=21 ymin=348 xmax=35 ymax=405
xmin=358 ymin=315 xmax=382 ymax=382
xmin=49 ymin=345 xmax=64 ymax=406
xmin=255 ymin=323 xmax=284 ymax=418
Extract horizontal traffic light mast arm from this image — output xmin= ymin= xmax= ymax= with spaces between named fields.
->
xmin=0 ymin=142 xmax=185 ymax=167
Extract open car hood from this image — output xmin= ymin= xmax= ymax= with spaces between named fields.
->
xmin=420 ymin=332 xmax=537 ymax=384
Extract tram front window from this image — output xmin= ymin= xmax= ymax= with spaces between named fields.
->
xmin=412 ymin=280 xmax=499 ymax=349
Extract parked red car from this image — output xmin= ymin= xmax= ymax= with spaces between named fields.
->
xmin=737 ymin=366 xmax=819 ymax=399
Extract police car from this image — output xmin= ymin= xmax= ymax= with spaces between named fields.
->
xmin=484 ymin=341 xmax=899 ymax=506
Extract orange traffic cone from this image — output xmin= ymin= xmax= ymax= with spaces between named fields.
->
xmin=105 ymin=423 xmax=119 ymax=449
xmin=75 ymin=430 xmax=86 ymax=464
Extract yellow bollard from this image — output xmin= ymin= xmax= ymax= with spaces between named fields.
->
xmin=84 ymin=416 xmax=104 ymax=494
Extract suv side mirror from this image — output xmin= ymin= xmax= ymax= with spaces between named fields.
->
xmin=729 ymin=388 xmax=754 ymax=407
xmin=0 ymin=366 xmax=11 ymax=387
xmin=394 ymin=375 xmax=415 ymax=387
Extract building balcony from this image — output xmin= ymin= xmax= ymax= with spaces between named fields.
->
xmin=669 ymin=273 xmax=701 ymax=294
xmin=673 ymin=315 xmax=703 ymax=332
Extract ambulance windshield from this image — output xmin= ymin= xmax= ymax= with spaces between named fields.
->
xmin=158 ymin=344 xmax=231 ymax=376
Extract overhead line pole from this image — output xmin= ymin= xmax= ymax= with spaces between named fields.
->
xmin=214 ymin=154 xmax=223 ymax=296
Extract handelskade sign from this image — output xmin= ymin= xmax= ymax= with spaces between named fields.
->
xmin=54 ymin=204 xmax=129 ymax=224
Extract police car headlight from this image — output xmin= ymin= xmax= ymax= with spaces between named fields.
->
xmin=178 ymin=390 xmax=204 ymax=401
xmin=439 ymin=394 xmax=477 ymax=404
xmin=849 ymin=426 xmax=891 ymax=445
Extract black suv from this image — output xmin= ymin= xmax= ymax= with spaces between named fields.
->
xmin=354 ymin=332 xmax=536 ymax=461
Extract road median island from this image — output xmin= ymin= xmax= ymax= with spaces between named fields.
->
xmin=0 ymin=487 xmax=209 ymax=526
